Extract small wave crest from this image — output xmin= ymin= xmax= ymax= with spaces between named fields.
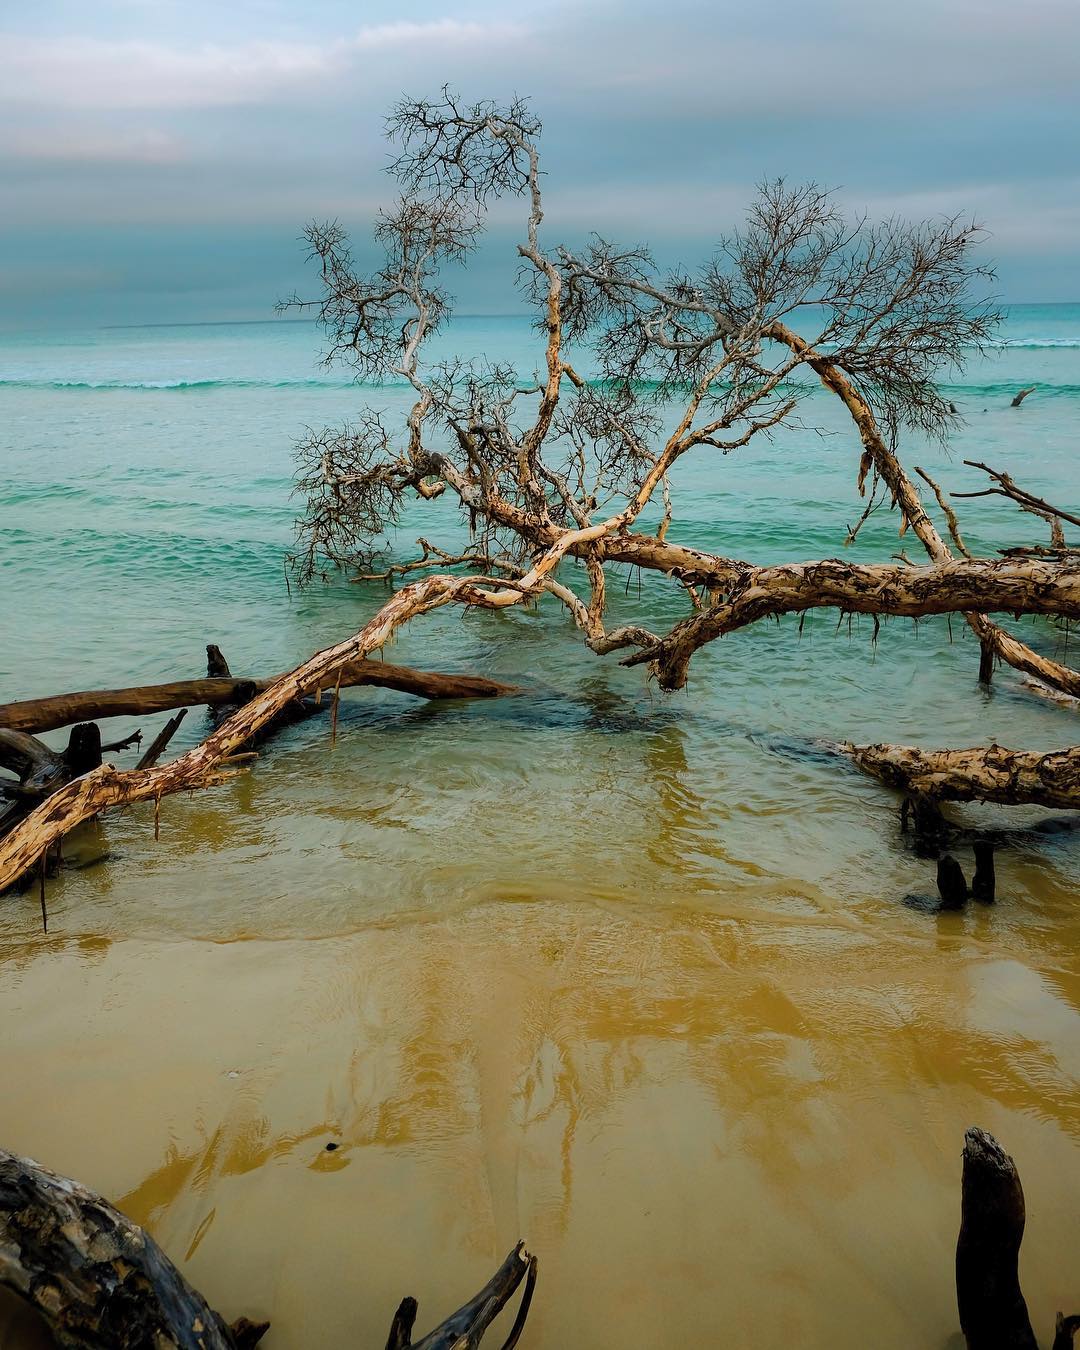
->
xmin=0 ymin=375 xmax=377 ymax=391
xmin=987 ymin=338 xmax=1080 ymax=349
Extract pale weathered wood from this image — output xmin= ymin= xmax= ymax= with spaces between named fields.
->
xmin=621 ymin=556 xmax=1080 ymax=690
xmin=844 ymin=741 xmax=1080 ymax=810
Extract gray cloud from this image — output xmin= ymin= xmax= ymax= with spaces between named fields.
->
xmin=2 ymin=0 xmax=1078 ymax=323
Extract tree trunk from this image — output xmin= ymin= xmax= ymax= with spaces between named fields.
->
xmin=0 ymin=661 xmax=517 ymax=736
xmin=844 ymin=740 xmax=1080 ymax=810
xmin=0 ymin=576 xmax=524 ymax=892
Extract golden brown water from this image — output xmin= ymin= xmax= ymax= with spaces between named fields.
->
xmin=1 ymin=765 xmax=1079 ymax=1348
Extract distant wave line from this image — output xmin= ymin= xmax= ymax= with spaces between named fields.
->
xmin=0 ymin=377 xmax=364 ymax=391
xmin=3 ymin=368 xmax=1080 ymax=397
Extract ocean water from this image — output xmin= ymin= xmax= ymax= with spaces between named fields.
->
xmin=1 ymin=307 xmax=1079 ymax=1348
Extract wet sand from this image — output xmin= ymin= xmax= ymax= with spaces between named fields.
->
xmin=1 ymin=856 xmax=1078 ymax=1347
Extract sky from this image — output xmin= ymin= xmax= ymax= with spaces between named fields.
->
xmin=2 ymin=0 xmax=1079 ymax=328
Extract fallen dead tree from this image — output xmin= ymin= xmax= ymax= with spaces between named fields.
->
xmin=0 ymin=659 xmax=515 ymax=736
xmin=0 ymin=621 xmax=520 ymax=893
xmin=6 ymin=93 xmax=1080 ymax=897
xmin=268 ymin=92 xmax=1080 ymax=821
xmin=0 ymin=1147 xmax=535 ymax=1349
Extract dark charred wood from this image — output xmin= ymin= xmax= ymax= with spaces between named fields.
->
xmin=206 ymin=644 xmax=232 ymax=678
xmin=386 ymin=1298 xmax=419 ymax=1350
xmin=391 ymin=1243 xmax=537 ymax=1350
xmin=0 ymin=1142 xmax=534 ymax=1350
xmin=65 ymin=723 xmax=103 ymax=777
xmin=0 ymin=1147 xmax=267 ymax=1349
xmin=957 ymin=1127 xmax=1038 ymax=1349
xmin=937 ymin=854 xmax=968 ymax=909
xmin=100 ymin=731 xmax=143 ymax=754
xmin=136 ymin=708 xmax=189 ymax=770
xmin=971 ymin=840 xmax=996 ymax=903
xmin=1055 ymin=1314 xmax=1080 ymax=1350
xmin=978 ymin=639 xmax=995 ymax=686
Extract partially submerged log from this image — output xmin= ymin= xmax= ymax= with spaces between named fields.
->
xmin=845 ymin=740 xmax=1080 ymax=810
xmin=0 ymin=577 xmax=523 ymax=893
xmin=0 ymin=661 xmax=517 ymax=736
xmin=387 ymin=1243 xmax=536 ymax=1350
xmin=136 ymin=708 xmax=188 ymax=770
xmin=621 ymin=556 xmax=1080 ymax=691
xmin=0 ymin=1146 xmax=535 ymax=1350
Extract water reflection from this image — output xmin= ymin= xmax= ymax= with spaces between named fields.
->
xmin=1 ymin=891 xmax=1077 ymax=1348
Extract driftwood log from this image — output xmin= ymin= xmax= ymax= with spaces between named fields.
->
xmin=957 ymin=1127 xmax=1078 ymax=1350
xmin=0 ymin=660 xmax=516 ymax=736
xmin=0 ymin=1147 xmax=535 ymax=1350
xmin=0 ymin=589 xmax=527 ymax=894
xmin=844 ymin=741 xmax=1080 ymax=810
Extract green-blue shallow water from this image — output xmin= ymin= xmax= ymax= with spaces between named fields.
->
xmin=0 ymin=308 xmax=1078 ymax=1348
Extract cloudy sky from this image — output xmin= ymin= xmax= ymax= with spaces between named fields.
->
xmin=3 ymin=0 xmax=1079 ymax=327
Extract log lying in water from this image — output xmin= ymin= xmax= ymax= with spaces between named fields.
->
xmin=0 ymin=578 xmax=521 ymax=893
xmin=0 ymin=1146 xmax=535 ymax=1350
xmin=619 ymin=556 xmax=1080 ymax=692
xmin=0 ymin=660 xmax=517 ymax=735
xmin=844 ymin=740 xmax=1080 ymax=810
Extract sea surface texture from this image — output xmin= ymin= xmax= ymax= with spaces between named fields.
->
xmin=0 ymin=307 xmax=1078 ymax=1347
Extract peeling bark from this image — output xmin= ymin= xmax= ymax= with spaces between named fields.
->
xmin=622 ymin=556 xmax=1080 ymax=691
xmin=844 ymin=740 xmax=1080 ymax=809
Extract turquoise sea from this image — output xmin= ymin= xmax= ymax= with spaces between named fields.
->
xmin=0 ymin=307 xmax=1078 ymax=1348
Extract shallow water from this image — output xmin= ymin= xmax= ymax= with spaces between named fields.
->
xmin=0 ymin=310 xmax=1078 ymax=1346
